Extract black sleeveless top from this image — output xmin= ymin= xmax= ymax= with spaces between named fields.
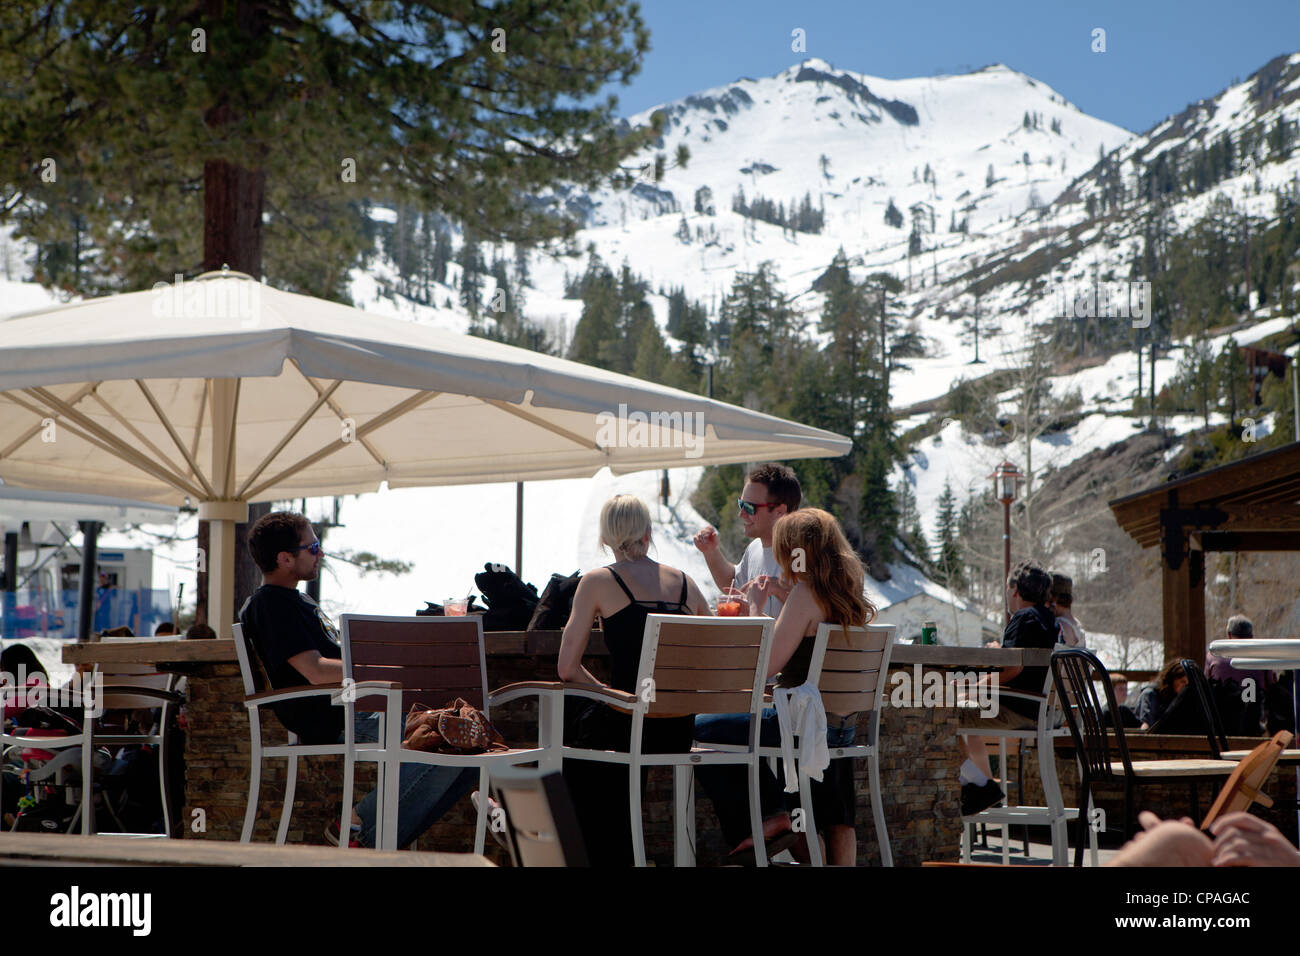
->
xmin=602 ymin=567 xmax=691 ymax=693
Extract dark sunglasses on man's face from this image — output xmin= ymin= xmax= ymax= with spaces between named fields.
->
xmin=737 ymin=498 xmax=780 ymax=516
xmin=289 ymin=541 xmax=322 ymax=556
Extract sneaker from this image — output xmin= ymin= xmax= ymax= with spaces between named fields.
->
xmin=960 ymin=780 xmax=1005 ymax=816
xmin=324 ymin=819 xmax=362 ymax=848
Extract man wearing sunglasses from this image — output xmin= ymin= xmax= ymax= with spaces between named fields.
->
xmin=694 ymin=462 xmax=801 ymax=617
xmin=238 ymin=511 xmax=474 ymax=848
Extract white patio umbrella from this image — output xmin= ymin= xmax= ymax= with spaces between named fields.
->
xmin=0 ymin=270 xmax=850 ymax=637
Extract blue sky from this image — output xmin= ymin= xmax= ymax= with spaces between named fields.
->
xmin=603 ymin=0 xmax=1300 ymax=133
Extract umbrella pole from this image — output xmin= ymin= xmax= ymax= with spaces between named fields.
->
xmin=76 ymin=520 xmax=101 ymax=641
xmin=515 ymin=482 xmax=523 ymax=577
xmin=199 ymin=501 xmax=248 ymax=640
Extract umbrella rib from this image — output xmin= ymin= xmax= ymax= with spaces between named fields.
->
xmin=0 ymin=383 xmax=98 ymax=459
xmin=83 ymin=386 xmax=213 ymax=500
xmin=22 ymin=387 xmax=207 ymax=500
xmin=133 ymin=380 xmax=217 ymax=499
xmin=483 ymin=399 xmax=603 ymax=451
xmin=292 ymin=361 xmax=387 ymax=468
xmin=8 ymin=391 xmax=204 ymax=499
xmin=188 ymin=386 xmax=207 ymax=481
xmin=243 ymin=389 xmax=440 ymax=501
xmin=220 ymin=379 xmax=241 ymax=498
xmin=235 ymin=379 xmax=344 ymax=500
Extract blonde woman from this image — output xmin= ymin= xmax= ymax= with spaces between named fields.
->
xmin=557 ymin=494 xmax=711 ymax=866
xmin=696 ymin=508 xmax=876 ymax=865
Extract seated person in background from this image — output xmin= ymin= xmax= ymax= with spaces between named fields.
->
xmin=153 ymin=621 xmax=178 ymax=636
xmin=1101 ymin=673 xmax=1142 ymax=728
xmin=557 ymin=495 xmax=711 ymax=866
xmin=239 ymin=511 xmax=475 ymax=849
xmin=956 ymin=560 xmax=1060 ymax=816
xmin=1135 ymin=660 xmax=1190 ymax=730
xmin=695 ymin=508 xmax=876 ymax=866
xmin=694 ymin=462 xmax=801 ymax=617
xmin=1205 ymin=615 xmax=1272 ymax=736
xmin=1049 ymin=573 xmax=1086 ymax=648
xmin=184 ymin=623 xmax=216 ymax=640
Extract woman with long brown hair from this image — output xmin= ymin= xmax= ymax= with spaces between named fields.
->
xmin=695 ymin=507 xmax=876 ymax=865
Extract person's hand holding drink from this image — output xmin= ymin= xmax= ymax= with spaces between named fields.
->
xmin=715 ymin=587 xmax=745 ymax=616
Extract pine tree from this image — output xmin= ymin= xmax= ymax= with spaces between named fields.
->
xmin=0 ymin=0 xmax=663 ymax=301
xmin=858 ymin=437 xmax=898 ymax=572
xmin=935 ymin=480 xmax=964 ymax=589
xmin=884 ymin=199 xmax=903 ymax=228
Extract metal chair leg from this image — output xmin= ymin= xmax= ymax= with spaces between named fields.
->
xmin=629 ymin=759 xmax=647 ymax=867
xmin=276 ymin=755 xmax=298 ymax=845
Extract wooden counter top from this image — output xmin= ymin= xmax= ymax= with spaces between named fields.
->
xmin=62 ymin=633 xmax=1050 ymax=668
xmin=0 ymin=832 xmax=492 ymax=867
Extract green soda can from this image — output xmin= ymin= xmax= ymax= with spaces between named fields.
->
xmin=920 ymin=621 xmax=937 ymax=645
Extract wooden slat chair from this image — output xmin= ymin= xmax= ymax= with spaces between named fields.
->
xmin=1050 ymin=648 xmax=1236 ymax=867
xmin=958 ymin=671 xmax=1098 ymax=867
xmin=494 ymin=614 xmax=776 ymax=867
xmin=81 ymin=643 xmax=186 ymax=837
xmin=341 ymin=614 xmax=549 ymax=853
xmin=1201 ymin=730 xmax=1294 ymax=830
xmin=233 ymin=622 xmax=398 ymax=848
xmin=755 ymin=622 xmax=896 ymax=866
xmin=490 ymin=767 xmax=588 ymax=867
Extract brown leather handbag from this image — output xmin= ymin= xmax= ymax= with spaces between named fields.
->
xmin=402 ymin=698 xmax=509 ymax=754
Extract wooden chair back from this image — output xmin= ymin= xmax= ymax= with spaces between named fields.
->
xmin=1201 ymin=730 xmax=1294 ymax=830
xmin=341 ymin=614 xmax=488 ymax=715
xmin=639 ymin=615 xmax=773 ymax=717
xmin=491 ymin=769 xmax=588 ymax=867
xmin=802 ymin=622 xmax=895 ymax=716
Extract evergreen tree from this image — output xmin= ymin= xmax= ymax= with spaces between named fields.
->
xmin=858 ymin=437 xmax=899 ymax=572
xmin=0 ymin=0 xmax=664 ymax=301
xmin=458 ymin=231 xmax=483 ymax=318
xmin=884 ymin=199 xmax=904 ymax=229
xmin=935 ymin=480 xmax=964 ymax=589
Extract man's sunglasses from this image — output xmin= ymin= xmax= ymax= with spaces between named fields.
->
xmin=289 ymin=541 xmax=322 ymax=556
xmin=737 ymin=499 xmax=780 ymax=516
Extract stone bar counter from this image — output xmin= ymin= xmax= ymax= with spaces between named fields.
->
xmin=64 ymin=637 xmax=1049 ymax=865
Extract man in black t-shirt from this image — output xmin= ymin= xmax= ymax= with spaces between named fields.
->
xmin=238 ymin=512 xmax=474 ymax=848
xmin=955 ymin=560 xmax=1058 ymax=816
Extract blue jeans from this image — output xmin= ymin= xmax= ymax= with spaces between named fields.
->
xmin=693 ymin=709 xmax=786 ymax=850
xmin=345 ymin=713 xmax=476 ymax=850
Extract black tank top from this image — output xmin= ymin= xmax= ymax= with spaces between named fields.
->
xmin=602 ymin=566 xmax=691 ymax=693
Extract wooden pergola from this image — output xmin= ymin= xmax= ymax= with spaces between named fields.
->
xmin=1110 ymin=441 xmax=1300 ymax=663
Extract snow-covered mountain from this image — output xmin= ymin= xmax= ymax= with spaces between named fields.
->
xmin=7 ymin=53 xmax=1300 ymax=666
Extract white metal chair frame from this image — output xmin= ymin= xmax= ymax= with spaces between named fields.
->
xmin=233 ymin=622 xmax=396 ymax=848
xmin=761 ymin=622 xmax=896 ymax=867
xmin=342 ymin=614 xmax=550 ymax=854
xmin=495 ymin=613 xmax=777 ymax=867
xmin=2 ymin=685 xmax=91 ymax=834
xmin=82 ymin=649 xmax=185 ymax=838
xmin=958 ymin=672 xmax=1098 ymax=867
xmin=2 ymin=643 xmax=183 ymax=838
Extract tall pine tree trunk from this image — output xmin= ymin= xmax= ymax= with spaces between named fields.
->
xmin=194 ymin=0 xmax=269 ymax=627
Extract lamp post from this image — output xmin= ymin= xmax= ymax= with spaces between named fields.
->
xmin=988 ymin=461 xmax=1023 ymax=624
